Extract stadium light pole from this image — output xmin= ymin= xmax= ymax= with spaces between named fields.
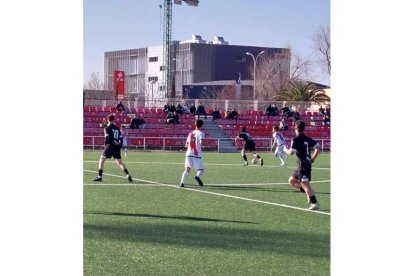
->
xmin=246 ymin=50 xmax=265 ymax=100
xmin=173 ymin=57 xmax=191 ymax=98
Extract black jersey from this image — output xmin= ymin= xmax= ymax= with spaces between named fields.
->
xmin=104 ymin=123 xmax=122 ymax=146
xmin=290 ymin=133 xmax=318 ymax=163
xmin=238 ymin=132 xmax=254 ymax=143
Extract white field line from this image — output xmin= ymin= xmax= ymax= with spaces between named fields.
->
xmin=83 ymin=170 xmax=330 ymax=216
xmin=83 ymin=160 xmax=331 ymax=170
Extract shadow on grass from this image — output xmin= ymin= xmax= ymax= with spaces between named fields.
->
xmin=205 ymin=185 xmax=331 ymax=195
xmin=84 ymin=220 xmax=330 ymax=258
xmin=84 ymin=210 xmax=257 ymax=224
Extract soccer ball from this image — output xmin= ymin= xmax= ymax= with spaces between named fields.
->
xmin=251 ymin=158 xmax=258 ymax=164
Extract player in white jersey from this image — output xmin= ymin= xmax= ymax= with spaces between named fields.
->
xmin=120 ymin=125 xmax=128 ymax=157
xmin=180 ymin=120 xmax=205 ymax=187
xmin=271 ymin=126 xmax=288 ymax=166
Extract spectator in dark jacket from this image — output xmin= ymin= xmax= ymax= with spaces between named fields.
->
xmin=196 ymin=103 xmax=207 ymax=119
xmin=211 ymin=108 xmax=222 ymax=121
xmin=115 ymin=101 xmax=125 ymax=113
xmin=225 ymin=108 xmax=239 ymax=122
xmin=189 ymin=103 xmax=196 ymax=116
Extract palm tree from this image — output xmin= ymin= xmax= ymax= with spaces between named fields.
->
xmin=274 ymin=81 xmax=330 ymax=102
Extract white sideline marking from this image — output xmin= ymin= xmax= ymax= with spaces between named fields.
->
xmin=83 ymin=160 xmax=331 ymax=170
xmin=83 ymin=170 xmax=330 ymax=216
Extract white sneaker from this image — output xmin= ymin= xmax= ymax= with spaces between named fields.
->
xmin=309 ymin=203 xmax=320 ymax=210
xmin=280 ymin=162 xmax=285 ymax=166
xmin=243 ymin=162 xmax=248 ymax=166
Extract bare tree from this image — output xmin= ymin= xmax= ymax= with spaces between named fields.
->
xmin=84 ymin=71 xmax=104 ymax=90
xmin=254 ymin=47 xmax=312 ymax=100
xmin=312 ymin=25 xmax=331 ymax=76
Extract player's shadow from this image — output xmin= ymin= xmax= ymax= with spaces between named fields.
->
xmin=84 ymin=210 xmax=257 ymax=224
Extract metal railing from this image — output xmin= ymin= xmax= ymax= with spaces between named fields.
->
xmin=83 ymin=136 xmax=331 ymax=153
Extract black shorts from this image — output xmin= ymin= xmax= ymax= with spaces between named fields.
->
xmin=292 ymin=161 xmax=312 ymax=182
xmin=102 ymin=144 xmax=122 ymax=160
xmin=243 ymin=142 xmax=256 ymax=152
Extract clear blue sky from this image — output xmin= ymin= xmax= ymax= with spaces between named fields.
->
xmin=84 ymin=0 xmax=330 ymax=85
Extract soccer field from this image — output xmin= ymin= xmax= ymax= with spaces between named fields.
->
xmin=83 ymin=151 xmax=330 ymax=275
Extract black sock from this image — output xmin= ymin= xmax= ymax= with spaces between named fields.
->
xmin=242 ymin=155 xmax=247 ymax=161
xmin=98 ymin=169 xmax=103 ymax=177
xmin=123 ymin=168 xmax=129 ymax=175
xmin=309 ymin=195 xmax=317 ymax=204
xmin=256 ymin=155 xmax=261 ymax=159
xmin=299 ymin=187 xmax=305 ymax=193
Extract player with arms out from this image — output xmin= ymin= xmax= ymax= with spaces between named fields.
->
xmin=235 ymin=126 xmax=263 ymax=166
xmin=284 ymin=120 xmax=321 ymax=210
xmin=93 ymin=114 xmax=133 ymax=182
xmin=180 ymin=119 xmax=205 ymax=187
xmin=271 ymin=126 xmax=288 ymax=166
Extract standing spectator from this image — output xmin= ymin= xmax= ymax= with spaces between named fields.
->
xmin=120 ymin=125 xmax=129 ymax=157
xmin=115 ymin=101 xmax=125 ymax=113
xmin=196 ymin=103 xmax=207 ymax=119
xmin=92 ymin=114 xmax=133 ymax=182
xmin=271 ymin=126 xmax=288 ymax=166
xmin=284 ymin=120 xmax=321 ymax=210
xmin=235 ymin=126 xmax=263 ymax=166
xmin=189 ymin=103 xmax=196 ymax=116
xmin=180 ymin=119 xmax=205 ymax=187
xmin=211 ymin=108 xmax=222 ymax=121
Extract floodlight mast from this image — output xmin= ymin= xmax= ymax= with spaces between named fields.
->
xmin=162 ymin=0 xmax=199 ymax=99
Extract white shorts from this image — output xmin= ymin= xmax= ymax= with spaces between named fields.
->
xmin=185 ymin=156 xmax=204 ymax=170
xmin=275 ymin=145 xmax=287 ymax=158
xmin=123 ymin=140 xmax=128 ymax=147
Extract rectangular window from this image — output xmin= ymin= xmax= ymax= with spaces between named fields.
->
xmin=159 ymin=86 xmax=165 ymax=91
xmin=160 ymin=66 xmax=164 ymax=71
xmin=149 ymin=57 xmax=158 ymax=62
xmin=236 ymin=56 xmax=246 ymax=62
xmin=148 ymin=77 xmax=158 ymax=82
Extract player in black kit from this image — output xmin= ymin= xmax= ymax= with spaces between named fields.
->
xmin=235 ymin=126 xmax=263 ymax=166
xmin=93 ymin=114 xmax=133 ymax=182
xmin=284 ymin=120 xmax=321 ymax=210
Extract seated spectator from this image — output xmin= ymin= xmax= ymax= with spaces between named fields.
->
xmin=170 ymin=103 xmax=176 ymax=113
xmin=129 ymin=114 xmax=146 ymax=129
xmin=166 ymin=111 xmax=180 ymax=124
xmin=265 ymin=104 xmax=278 ymax=118
xmin=182 ymin=103 xmax=190 ymax=114
xmin=176 ymin=103 xmax=183 ymax=115
xmin=319 ymin=105 xmax=325 ymax=116
xmin=279 ymin=118 xmax=288 ymax=131
xmin=225 ymin=108 xmax=239 ymax=122
xmin=293 ymin=110 xmax=301 ymax=121
xmin=115 ymin=101 xmax=125 ymax=113
xmin=211 ymin=108 xmax=222 ymax=121
xmin=281 ymin=103 xmax=293 ymax=118
xmin=189 ymin=103 xmax=196 ymax=116
xmin=323 ymin=112 xmax=331 ymax=126
xmin=163 ymin=103 xmax=171 ymax=113
xmin=196 ymin=103 xmax=207 ymax=119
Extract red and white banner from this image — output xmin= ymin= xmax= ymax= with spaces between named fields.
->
xmin=113 ymin=70 xmax=125 ymax=100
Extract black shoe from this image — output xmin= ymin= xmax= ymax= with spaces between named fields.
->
xmin=194 ymin=176 xmax=203 ymax=186
xmin=127 ymin=175 xmax=133 ymax=182
xmin=93 ymin=177 xmax=102 ymax=182
xmin=180 ymin=183 xmax=185 ymax=187
xmin=260 ymin=158 xmax=264 ymax=166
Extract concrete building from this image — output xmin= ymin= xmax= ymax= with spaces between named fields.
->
xmin=104 ymin=35 xmax=290 ymax=104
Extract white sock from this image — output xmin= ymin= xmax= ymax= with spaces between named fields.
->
xmin=196 ymin=170 xmax=204 ymax=178
xmin=181 ymin=171 xmax=189 ymax=184
xmin=279 ymin=157 xmax=284 ymax=164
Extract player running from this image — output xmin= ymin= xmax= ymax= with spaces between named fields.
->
xmin=271 ymin=126 xmax=288 ymax=166
xmin=235 ymin=126 xmax=263 ymax=166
